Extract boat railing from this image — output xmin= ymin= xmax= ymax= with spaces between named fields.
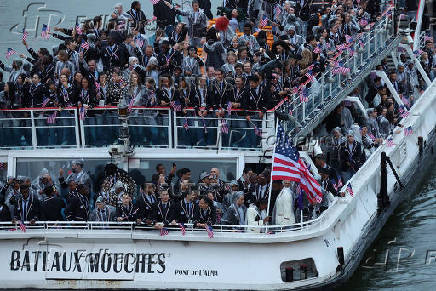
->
xmin=0 ymin=106 xmax=275 ymax=152
xmin=279 ymin=10 xmax=396 ymax=140
xmin=0 ymin=199 xmax=338 ymax=236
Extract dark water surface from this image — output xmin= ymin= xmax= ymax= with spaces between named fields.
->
xmin=338 ymin=162 xmax=436 ymax=291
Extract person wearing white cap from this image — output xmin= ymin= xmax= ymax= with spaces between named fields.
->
xmin=339 ymin=130 xmax=364 ymax=183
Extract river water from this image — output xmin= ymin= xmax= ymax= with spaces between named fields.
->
xmin=338 ymin=161 xmax=436 ymax=291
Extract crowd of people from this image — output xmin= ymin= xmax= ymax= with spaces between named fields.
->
xmin=0 ymin=0 xmax=433 ymax=229
xmin=0 ymin=161 xmax=318 ymax=229
xmin=0 ymin=0 xmax=427 ymax=147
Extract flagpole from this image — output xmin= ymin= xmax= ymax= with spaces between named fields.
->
xmin=266 ymin=118 xmax=280 ymax=231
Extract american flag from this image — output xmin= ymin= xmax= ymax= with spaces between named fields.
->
xmin=128 ymin=97 xmax=135 ymax=112
xmin=271 ymin=125 xmax=323 ymax=204
xmin=179 ymin=223 xmax=186 ymax=235
xmin=47 ymin=111 xmax=57 ymax=124
xmin=6 ymin=48 xmax=16 ymax=59
xmin=305 ymin=70 xmax=314 ymax=82
xmin=41 ymin=24 xmax=50 ymax=39
xmin=75 ymin=21 xmax=82 ymax=35
xmin=274 ymin=5 xmax=281 ymax=17
xmin=292 ymin=87 xmax=299 ymax=94
xmin=386 ymin=137 xmax=395 ymax=147
xmin=404 ymin=126 xmax=413 ymax=136
xmin=150 ymin=0 xmax=160 ymax=4
xmin=299 ymin=87 xmax=309 ymax=102
xmin=345 ymin=35 xmax=353 ymax=43
xmin=401 ymin=95 xmax=410 ymax=107
xmin=205 ymin=225 xmax=214 ymax=238
xmin=95 ymin=81 xmax=100 ymax=91
xmin=348 ymin=47 xmax=355 ymax=57
xmin=81 ymin=41 xmax=89 ymax=50
xmin=334 ymin=177 xmax=343 ymax=191
xmin=42 ymin=97 xmax=50 ymax=107
xmin=22 ymin=29 xmax=28 ymax=41
xmin=399 ymin=105 xmax=409 ymax=118
xmin=313 ymin=46 xmax=321 ymax=54
xmin=359 ymin=19 xmax=368 ymax=27
xmin=160 ymin=227 xmax=169 ymax=236
xmin=332 ymin=66 xmax=350 ymax=76
xmin=227 ymin=101 xmax=232 ymax=116
xmin=413 ymin=49 xmax=423 ymax=56
xmin=79 ymin=106 xmax=86 ymax=120
xmin=221 ymin=119 xmax=229 ymax=134
xmin=135 ymin=36 xmax=144 ymax=48
xmin=424 ymin=35 xmax=433 ymax=42
xmin=19 ymin=221 xmax=26 ymax=232
xmin=183 ymin=118 xmax=189 ymax=131
xmin=368 ymin=132 xmax=376 ymax=141
xmin=346 ymin=183 xmax=354 ymax=197
xmin=336 ymin=44 xmax=347 ymax=51
xmin=260 ymin=15 xmax=268 ymax=27
xmin=170 ymin=100 xmax=182 ymax=112
xmin=358 ymin=39 xmax=364 ymax=49
xmin=0 ymin=162 xmax=7 ymax=169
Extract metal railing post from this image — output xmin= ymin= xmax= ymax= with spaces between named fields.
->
xmin=172 ymin=109 xmax=176 ymax=149
xmin=321 ymin=75 xmax=325 ymax=104
xmin=74 ymin=108 xmax=80 ymax=148
xmin=80 ymin=109 xmax=86 ymax=147
xmin=30 ymin=110 xmax=37 ymax=149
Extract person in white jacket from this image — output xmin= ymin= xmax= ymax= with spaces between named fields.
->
xmin=273 ymin=181 xmax=295 ymax=226
xmin=247 ymin=198 xmax=269 ymax=232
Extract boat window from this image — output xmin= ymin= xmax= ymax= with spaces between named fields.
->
xmin=280 ymin=258 xmax=318 ymax=282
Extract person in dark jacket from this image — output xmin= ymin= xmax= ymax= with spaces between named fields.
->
xmin=176 ymin=189 xmax=197 ymax=224
xmin=13 ymin=184 xmax=40 ymax=223
xmin=193 ymin=196 xmax=216 ymax=227
xmin=65 ymin=184 xmax=89 ymax=221
xmin=115 ymin=193 xmax=138 ymax=222
xmin=135 ymin=183 xmax=157 ymax=225
xmin=339 ymin=130 xmax=364 ymax=183
xmin=153 ymin=189 xmax=177 ymax=227
xmin=100 ymin=32 xmax=129 ymax=72
xmin=40 ymin=185 xmax=65 ymax=221
xmin=126 ymin=1 xmax=147 ymax=34
xmin=0 ymin=201 xmax=11 ymax=221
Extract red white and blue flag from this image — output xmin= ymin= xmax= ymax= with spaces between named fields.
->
xmin=150 ymin=0 xmax=160 ymax=4
xmin=271 ymin=125 xmax=323 ymax=204
xmin=179 ymin=223 xmax=186 ymax=235
xmin=75 ymin=21 xmax=82 ymax=35
xmin=42 ymin=98 xmax=50 ymax=107
xmin=227 ymin=101 xmax=232 ymax=116
xmin=334 ymin=177 xmax=343 ymax=191
xmin=19 ymin=221 xmax=26 ymax=232
xmin=79 ymin=106 xmax=86 ymax=120
xmin=368 ymin=132 xmax=376 ymax=141
xmin=6 ymin=48 xmax=16 ymax=59
xmin=47 ymin=111 xmax=57 ymax=124
xmin=81 ymin=41 xmax=89 ymax=50
xmin=160 ymin=227 xmax=169 ymax=236
xmin=128 ymin=97 xmax=135 ymax=112
xmin=41 ymin=24 xmax=50 ymax=39
xmin=205 ymin=225 xmax=214 ymax=238
xmin=346 ymin=183 xmax=354 ymax=197
xmin=22 ymin=29 xmax=28 ymax=41
xmin=386 ymin=137 xmax=395 ymax=147
xmin=260 ymin=15 xmax=268 ymax=27
xmin=274 ymin=5 xmax=281 ymax=17
xmin=404 ymin=126 xmax=413 ymax=136
xmin=221 ymin=119 xmax=229 ymax=134
xmin=170 ymin=100 xmax=182 ymax=112
xmin=399 ymin=105 xmax=409 ymax=118
xmin=313 ymin=45 xmax=321 ymax=54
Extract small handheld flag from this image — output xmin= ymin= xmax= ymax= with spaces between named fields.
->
xmin=170 ymin=100 xmax=182 ymax=112
xmin=47 ymin=111 xmax=57 ymax=124
xmin=179 ymin=223 xmax=186 ymax=235
xmin=42 ymin=98 xmax=50 ymax=107
xmin=160 ymin=227 xmax=169 ymax=236
xmin=347 ymin=183 xmax=354 ymax=197
xmin=404 ymin=126 xmax=413 ymax=136
xmin=22 ymin=29 xmax=28 ymax=41
xmin=205 ymin=225 xmax=214 ymax=238
xmin=19 ymin=221 xmax=26 ymax=232
xmin=260 ymin=15 xmax=268 ymax=27
xmin=150 ymin=0 xmax=160 ymax=4
xmin=6 ymin=48 xmax=16 ymax=59
xmin=79 ymin=106 xmax=86 ymax=121
xmin=75 ymin=21 xmax=82 ymax=35
xmin=80 ymin=41 xmax=89 ymax=50
xmin=386 ymin=137 xmax=395 ymax=147
xmin=220 ymin=119 xmax=229 ymax=134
